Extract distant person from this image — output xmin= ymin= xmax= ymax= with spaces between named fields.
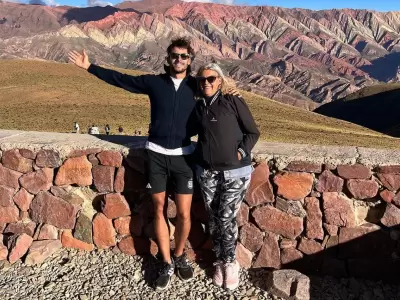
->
xmin=74 ymin=122 xmax=80 ymax=133
xmin=87 ymin=125 xmax=92 ymax=134
xmin=118 ymin=125 xmax=124 ymax=135
xmin=105 ymin=124 xmax=111 ymax=135
xmin=134 ymin=130 xmax=137 ymax=136
xmin=188 ymin=63 xmax=259 ymax=291
xmin=138 ymin=130 xmax=142 ymax=136
xmin=68 ymin=38 xmax=239 ymax=291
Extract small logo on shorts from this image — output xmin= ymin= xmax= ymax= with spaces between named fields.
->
xmin=146 ymin=183 xmax=152 ymax=189
xmin=188 ymin=179 xmax=193 ymax=189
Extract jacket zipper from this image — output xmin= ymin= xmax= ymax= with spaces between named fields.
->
xmin=209 ymin=132 xmax=214 ymax=170
xmin=205 ymin=105 xmax=214 ymax=170
xmin=168 ymin=76 xmax=188 ymax=147
xmin=203 ymin=94 xmax=221 ymax=171
xmin=168 ymin=78 xmax=178 ymax=147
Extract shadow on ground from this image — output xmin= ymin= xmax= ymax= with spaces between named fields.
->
xmin=60 ymin=6 xmax=145 ymax=24
xmin=360 ymin=52 xmax=400 ymax=82
xmin=245 ymin=224 xmax=400 ymax=299
xmin=314 ymin=89 xmax=400 ymax=137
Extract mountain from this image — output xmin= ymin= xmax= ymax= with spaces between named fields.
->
xmin=2 ymin=59 xmax=398 ymax=149
xmin=314 ymin=83 xmax=400 ymax=137
xmin=1 ymin=1 xmax=400 ymax=109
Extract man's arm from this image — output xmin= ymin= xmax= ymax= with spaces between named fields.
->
xmin=186 ymin=105 xmax=199 ymax=138
xmin=68 ymin=50 xmax=149 ymax=95
xmin=87 ymin=64 xmax=150 ymax=94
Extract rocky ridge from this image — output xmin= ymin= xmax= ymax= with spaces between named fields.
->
xmin=1 ymin=1 xmax=400 ymax=108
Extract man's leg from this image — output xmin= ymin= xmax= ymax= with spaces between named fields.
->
xmin=174 ymin=193 xmax=192 ymax=257
xmin=146 ymin=150 xmax=174 ymax=290
xmin=152 ymin=191 xmax=171 ymax=264
xmin=169 ymin=154 xmax=195 ymax=281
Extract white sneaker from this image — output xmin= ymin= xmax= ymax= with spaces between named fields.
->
xmin=224 ymin=260 xmax=240 ymax=291
xmin=212 ymin=260 xmax=224 ymax=287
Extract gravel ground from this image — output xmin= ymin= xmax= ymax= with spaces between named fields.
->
xmin=0 ymin=249 xmax=399 ymax=300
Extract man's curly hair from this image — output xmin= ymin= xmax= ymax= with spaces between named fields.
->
xmin=167 ymin=37 xmax=195 ymax=58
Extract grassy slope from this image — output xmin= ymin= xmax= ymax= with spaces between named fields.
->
xmin=1 ymin=59 xmax=399 ymax=149
xmin=343 ymin=83 xmax=400 ymax=101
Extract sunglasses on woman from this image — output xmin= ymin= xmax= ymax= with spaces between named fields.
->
xmin=169 ymin=53 xmax=191 ymax=60
xmin=197 ymin=76 xmax=219 ymax=84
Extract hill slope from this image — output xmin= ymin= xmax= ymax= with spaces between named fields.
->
xmin=0 ymin=60 xmax=399 ymax=149
xmin=314 ymin=84 xmax=400 ymax=137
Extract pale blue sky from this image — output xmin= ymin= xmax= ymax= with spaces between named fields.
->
xmin=33 ymin=0 xmax=400 ymax=12
xmin=243 ymin=1 xmax=400 ymax=11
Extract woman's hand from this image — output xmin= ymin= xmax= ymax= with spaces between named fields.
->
xmin=237 ymin=151 xmax=242 ymax=160
xmin=68 ymin=50 xmax=90 ymax=70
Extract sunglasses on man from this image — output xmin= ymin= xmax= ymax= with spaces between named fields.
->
xmin=169 ymin=53 xmax=191 ymax=60
xmin=196 ymin=76 xmax=219 ymax=84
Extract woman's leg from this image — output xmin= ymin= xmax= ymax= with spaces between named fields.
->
xmin=197 ymin=170 xmax=224 ymax=259
xmin=219 ymin=175 xmax=251 ymax=262
xmin=218 ymin=175 xmax=251 ymax=291
xmin=197 ymin=169 xmax=226 ymax=287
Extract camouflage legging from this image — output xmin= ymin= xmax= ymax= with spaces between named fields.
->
xmin=197 ymin=169 xmax=251 ymax=262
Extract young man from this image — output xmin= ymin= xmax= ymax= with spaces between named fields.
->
xmin=68 ymin=38 xmax=197 ymax=290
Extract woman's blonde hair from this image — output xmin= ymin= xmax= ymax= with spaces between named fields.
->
xmin=196 ymin=63 xmax=229 ymax=94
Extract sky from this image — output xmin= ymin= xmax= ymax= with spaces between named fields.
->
xmin=11 ymin=0 xmax=400 ymax=12
xmin=253 ymin=1 xmax=400 ymax=11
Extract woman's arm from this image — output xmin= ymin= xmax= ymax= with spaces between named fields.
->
xmin=232 ymin=96 xmax=260 ymax=158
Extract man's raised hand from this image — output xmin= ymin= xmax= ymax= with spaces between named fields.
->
xmin=68 ymin=50 xmax=90 ymax=70
xmin=226 ymin=86 xmax=242 ymax=98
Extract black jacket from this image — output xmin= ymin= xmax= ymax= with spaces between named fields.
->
xmin=87 ymin=64 xmax=197 ymax=149
xmin=188 ymin=92 xmax=260 ymax=171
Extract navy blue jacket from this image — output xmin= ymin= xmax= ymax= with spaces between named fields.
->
xmin=87 ymin=64 xmax=197 ymax=149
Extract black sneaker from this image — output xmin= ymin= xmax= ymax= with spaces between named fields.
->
xmin=155 ymin=260 xmax=175 ymax=290
xmin=174 ymin=253 xmax=194 ymax=281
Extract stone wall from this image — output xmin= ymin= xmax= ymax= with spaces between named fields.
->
xmin=0 ymin=130 xmax=399 ymax=280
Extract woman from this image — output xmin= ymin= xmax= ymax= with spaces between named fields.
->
xmin=188 ymin=63 xmax=260 ymax=290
